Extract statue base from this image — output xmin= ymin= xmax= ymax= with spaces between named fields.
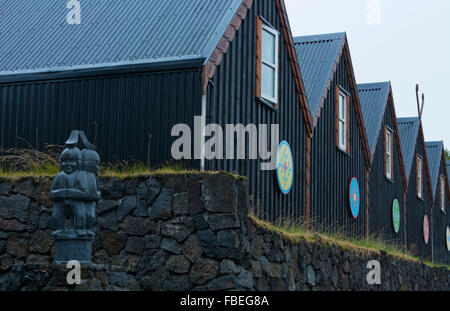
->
xmin=53 ymin=231 xmax=94 ymax=264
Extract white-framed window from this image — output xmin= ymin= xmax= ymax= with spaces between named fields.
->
xmin=441 ymin=174 xmax=446 ymax=212
xmin=417 ymin=155 xmax=423 ymax=199
xmin=338 ymin=89 xmax=347 ymax=151
xmin=385 ymin=128 xmax=393 ymax=179
xmin=260 ymin=23 xmax=279 ymax=104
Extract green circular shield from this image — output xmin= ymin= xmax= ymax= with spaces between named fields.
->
xmin=392 ymin=199 xmax=400 ymax=234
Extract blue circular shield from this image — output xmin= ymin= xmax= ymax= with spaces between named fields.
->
xmin=349 ymin=177 xmax=360 ymax=218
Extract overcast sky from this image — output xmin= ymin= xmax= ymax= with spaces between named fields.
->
xmin=285 ymin=0 xmax=450 ymax=148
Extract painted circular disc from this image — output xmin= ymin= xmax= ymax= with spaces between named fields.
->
xmin=392 ymin=199 xmax=400 ymax=234
xmin=276 ymin=141 xmax=294 ymax=195
xmin=423 ymin=215 xmax=429 ymax=245
xmin=349 ymin=177 xmax=360 ymax=218
xmin=446 ymin=227 xmax=450 ymax=251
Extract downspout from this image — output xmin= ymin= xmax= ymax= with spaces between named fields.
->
xmin=404 ymin=190 xmax=407 ymax=251
xmin=200 ymin=92 xmax=206 ymax=171
xmin=366 ymin=166 xmax=370 ymax=240
xmin=305 ymin=131 xmax=312 ymax=230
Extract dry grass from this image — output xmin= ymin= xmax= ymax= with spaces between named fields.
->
xmin=248 ymin=212 xmax=421 ymax=264
xmin=0 ymin=148 xmax=245 ymax=181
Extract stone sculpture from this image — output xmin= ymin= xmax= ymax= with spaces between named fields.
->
xmin=50 ymin=130 xmax=101 ymax=263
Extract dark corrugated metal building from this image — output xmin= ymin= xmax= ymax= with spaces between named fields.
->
xmin=397 ymin=117 xmax=434 ymax=259
xmin=0 ymin=0 xmax=313 ymax=223
xmin=294 ymin=33 xmax=371 ymax=237
xmin=203 ymin=0 xmax=313 ymax=222
xmin=425 ymin=141 xmax=449 ymax=264
xmin=358 ymin=82 xmax=407 ymax=245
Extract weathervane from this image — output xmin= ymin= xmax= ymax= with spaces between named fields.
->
xmin=416 ymin=84 xmax=425 ymax=121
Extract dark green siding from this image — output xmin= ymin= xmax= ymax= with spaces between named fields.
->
xmin=368 ymin=101 xmax=406 ymax=245
xmin=0 ymin=66 xmax=203 ymax=167
xmin=205 ymin=0 xmax=307 ymax=223
xmin=406 ymin=138 xmax=433 ymax=260
xmin=310 ymin=57 xmax=367 ymax=237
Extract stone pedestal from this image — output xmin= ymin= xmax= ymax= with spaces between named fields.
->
xmin=54 ymin=232 xmax=94 ymax=264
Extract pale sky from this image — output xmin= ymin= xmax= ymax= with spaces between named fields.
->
xmin=285 ymin=0 xmax=450 ymax=148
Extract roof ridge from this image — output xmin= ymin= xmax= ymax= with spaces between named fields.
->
xmin=293 ymin=32 xmax=346 ymax=44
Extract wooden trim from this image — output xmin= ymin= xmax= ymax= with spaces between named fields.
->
xmin=384 ymin=126 xmax=387 ymax=178
xmin=439 ymin=173 xmax=445 ymax=212
xmin=255 ymin=15 xmax=262 ymax=99
xmin=342 ymin=39 xmax=371 ymax=168
xmin=307 ymin=35 xmax=372 ymax=170
xmin=416 ymin=154 xmax=421 ymax=198
xmin=390 ymin=127 xmax=394 ymax=181
xmin=335 ymin=84 xmax=339 ymax=148
xmin=274 ymin=0 xmax=313 ymax=135
xmin=305 ymin=135 xmax=311 ymax=230
xmin=201 ymin=0 xmax=254 ymax=93
xmin=440 ymin=148 xmax=450 ymax=213
xmin=388 ymin=92 xmax=408 ymax=191
xmin=346 ymin=93 xmax=350 ymax=153
xmin=366 ymin=168 xmax=370 ymax=238
xmin=404 ymin=191 xmax=407 ymax=250
xmin=418 ymin=127 xmax=434 ymax=207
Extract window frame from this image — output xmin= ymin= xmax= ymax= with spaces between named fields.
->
xmin=385 ymin=127 xmax=394 ymax=180
xmin=256 ymin=16 xmax=279 ymax=107
xmin=440 ymin=174 xmax=446 ymax=213
xmin=417 ymin=154 xmax=423 ymax=199
xmin=335 ymin=85 xmax=350 ymax=153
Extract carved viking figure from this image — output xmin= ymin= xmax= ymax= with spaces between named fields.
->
xmin=80 ymin=148 xmax=101 ymax=228
xmin=50 ymin=130 xmax=100 ymax=237
xmin=50 ymin=146 xmax=90 ymax=236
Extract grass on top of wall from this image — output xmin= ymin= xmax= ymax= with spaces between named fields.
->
xmin=0 ymin=147 xmax=245 ymax=182
xmin=0 ymin=161 xmax=245 ymax=182
xmin=248 ymin=212 xmax=450 ymax=270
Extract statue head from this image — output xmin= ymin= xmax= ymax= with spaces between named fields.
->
xmin=81 ymin=149 xmax=100 ymax=175
xmin=59 ymin=147 xmax=81 ymax=174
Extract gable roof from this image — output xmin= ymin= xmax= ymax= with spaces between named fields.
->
xmin=397 ymin=117 xmax=421 ymax=179
xmin=425 ymin=141 xmax=444 ymax=196
xmin=293 ymin=32 xmax=346 ymax=118
xmin=358 ymin=82 xmax=391 ymax=155
xmin=293 ymin=32 xmax=371 ymax=168
xmin=0 ymin=0 xmax=242 ymax=76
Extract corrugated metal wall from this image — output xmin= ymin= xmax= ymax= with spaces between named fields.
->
xmin=205 ymin=0 xmax=307 ymax=223
xmin=0 ymin=67 xmax=203 ymax=167
xmin=406 ymin=139 xmax=432 ymax=259
xmin=432 ymin=158 xmax=450 ymax=264
xmin=310 ymin=58 xmax=367 ymax=237
xmin=368 ymin=100 xmax=405 ymax=245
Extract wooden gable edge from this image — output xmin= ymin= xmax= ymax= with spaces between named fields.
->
xmin=201 ymin=0 xmax=313 ymax=135
xmin=368 ymin=89 xmax=390 ymax=161
xmin=439 ymin=147 xmax=450 ymax=211
xmin=311 ymin=41 xmax=345 ymax=129
xmin=342 ymin=38 xmax=372 ymax=169
xmin=202 ymin=0 xmax=253 ymax=93
xmin=418 ymin=125 xmax=435 ymax=207
xmin=274 ymin=0 xmax=313 ymax=136
xmin=388 ymin=89 xmax=408 ymax=192
xmin=308 ymin=35 xmax=371 ymax=169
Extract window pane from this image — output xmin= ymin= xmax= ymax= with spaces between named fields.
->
xmin=339 ymin=94 xmax=345 ymax=119
xmin=261 ymin=63 xmax=275 ymax=99
xmin=339 ymin=121 xmax=345 ymax=147
xmin=387 ymin=155 xmax=391 ymax=177
xmin=386 ymin=132 xmax=391 ymax=154
xmin=262 ymin=29 xmax=275 ymax=64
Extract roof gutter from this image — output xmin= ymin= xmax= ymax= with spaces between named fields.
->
xmin=0 ymin=58 xmax=205 ymax=85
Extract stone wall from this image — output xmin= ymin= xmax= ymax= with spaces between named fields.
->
xmin=0 ymin=173 xmax=449 ymax=291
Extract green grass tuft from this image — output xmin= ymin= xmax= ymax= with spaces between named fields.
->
xmin=248 ymin=212 xmax=450 ymax=269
